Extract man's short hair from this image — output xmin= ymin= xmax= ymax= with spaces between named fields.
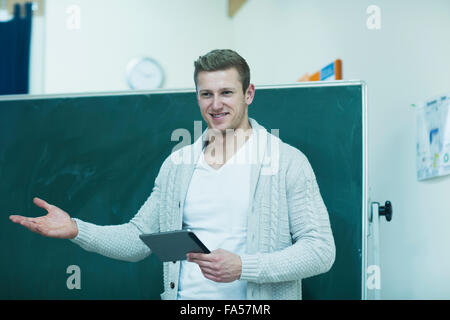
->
xmin=194 ymin=49 xmax=250 ymax=93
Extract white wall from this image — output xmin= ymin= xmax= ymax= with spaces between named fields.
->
xmin=43 ymin=0 xmax=234 ymax=94
xmin=232 ymin=0 xmax=450 ymax=299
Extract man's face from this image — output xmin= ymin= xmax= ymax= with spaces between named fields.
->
xmin=196 ymin=68 xmax=255 ymax=133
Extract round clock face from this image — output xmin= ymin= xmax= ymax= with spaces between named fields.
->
xmin=126 ymin=57 xmax=164 ymax=90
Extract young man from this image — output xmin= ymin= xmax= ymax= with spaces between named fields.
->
xmin=9 ymin=49 xmax=335 ymax=300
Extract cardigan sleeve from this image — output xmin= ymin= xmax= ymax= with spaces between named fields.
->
xmin=240 ymin=153 xmax=336 ymax=283
xmin=68 ymin=160 xmax=167 ymax=263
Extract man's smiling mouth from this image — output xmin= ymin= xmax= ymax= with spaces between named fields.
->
xmin=210 ymin=112 xmax=229 ymax=119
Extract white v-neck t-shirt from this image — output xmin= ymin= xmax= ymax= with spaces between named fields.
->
xmin=177 ymin=134 xmax=255 ymax=300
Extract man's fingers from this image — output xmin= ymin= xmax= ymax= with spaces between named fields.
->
xmin=199 ymin=266 xmax=219 ymax=276
xmin=200 ymin=269 xmax=221 ymax=282
xmin=187 ymin=252 xmax=215 ymax=262
xmin=33 ymin=197 xmax=51 ymax=211
xmin=191 ymin=259 xmax=215 ymax=269
xmin=187 ymin=251 xmax=230 ymax=283
xmin=19 ymin=218 xmax=40 ymax=232
xmin=9 ymin=215 xmax=28 ymax=224
xmin=10 ymin=215 xmax=39 ymax=230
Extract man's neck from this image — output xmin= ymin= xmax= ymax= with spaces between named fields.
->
xmin=204 ymin=123 xmax=253 ymax=168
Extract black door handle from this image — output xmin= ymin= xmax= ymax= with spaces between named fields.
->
xmin=379 ymin=201 xmax=393 ymax=222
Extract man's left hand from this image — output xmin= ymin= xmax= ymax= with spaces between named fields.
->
xmin=187 ymin=249 xmax=242 ymax=283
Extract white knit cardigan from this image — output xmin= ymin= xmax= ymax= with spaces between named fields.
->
xmin=71 ymin=118 xmax=336 ymax=300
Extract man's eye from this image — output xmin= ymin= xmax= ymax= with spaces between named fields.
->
xmin=201 ymin=92 xmax=211 ymax=97
xmin=223 ymin=91 xmax=232 ymax=95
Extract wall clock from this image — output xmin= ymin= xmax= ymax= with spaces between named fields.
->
xmin=126 ymin=57 xmax=165 ymax=90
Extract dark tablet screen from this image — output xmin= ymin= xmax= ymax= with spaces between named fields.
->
xmin=139 ymin=230 xmax=210 ymax=262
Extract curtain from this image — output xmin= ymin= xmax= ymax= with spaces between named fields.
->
xmin=0 ymin=2 xmax=33 ymax=95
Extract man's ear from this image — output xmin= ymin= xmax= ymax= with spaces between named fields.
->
xmin=245 ymin=84 xmax=255 ymax=105
xmin=195 ymin=88 xmax=200 ymax=105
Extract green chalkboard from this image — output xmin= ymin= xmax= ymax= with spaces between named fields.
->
xmin=0 ymin=81 xmax=366 ymax=299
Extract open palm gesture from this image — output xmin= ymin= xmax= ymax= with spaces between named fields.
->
xmin=9 ymin=197 xmax=78 ymax=239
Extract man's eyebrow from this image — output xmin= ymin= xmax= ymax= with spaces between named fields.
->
xmin=199 ymin=87 xmax=236 ymax=92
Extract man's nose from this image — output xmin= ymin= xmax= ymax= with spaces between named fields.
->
xmin=211 ymin=95 xmax=223 ymax=110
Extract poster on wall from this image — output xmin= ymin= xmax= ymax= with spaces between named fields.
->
xmin=416 ymin=94 xmax=450 ymax=181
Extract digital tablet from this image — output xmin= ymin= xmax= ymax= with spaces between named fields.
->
xmin=139 ymin=230 xmax=210 ymax=262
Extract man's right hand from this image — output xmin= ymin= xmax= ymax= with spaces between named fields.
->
xmin=9 ymin=197 xmax=78 ymax=239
